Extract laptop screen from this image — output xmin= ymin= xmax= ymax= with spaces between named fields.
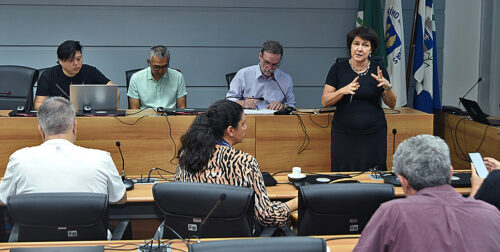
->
xmin=459 ymin=98 xmax=489 ymax=124
xmin=69 ymin=84 xmax=118 ymax=111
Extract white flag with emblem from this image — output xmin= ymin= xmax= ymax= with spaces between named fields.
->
xmin=384 ymin=0 xmax=406 ymax=106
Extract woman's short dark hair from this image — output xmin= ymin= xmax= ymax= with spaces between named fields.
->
xmin=346 ymin=26 xmax=379 ymax=54
xmin=177 ymin=100 xmax=244 ymax=173
xmin=57 ymin=40 xmax=82 ymax=61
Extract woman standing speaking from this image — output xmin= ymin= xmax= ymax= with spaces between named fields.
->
xmin=322 ymin=26 xmax=396 ymax=172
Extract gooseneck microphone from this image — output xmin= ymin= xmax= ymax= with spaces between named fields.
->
xmin=0 ymin=91 xmax=11 ymax=95
xmin=461 ymin=77 xmax=483 ymax=99
xmin=392 ymin=128 xmax=397 ymax=155
xmin=272 ymin=74 xmax=294 ymax=115
xmin=458 ymin=77 xmax=482 ymax=107
xmin=198 ymin=193 xmax=227 ymax=237
xmin=115 ymin=141 xmax=134 ymax=191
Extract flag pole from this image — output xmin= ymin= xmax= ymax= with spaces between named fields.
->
xmin=406 ymin=0 xmax=420 ymax=98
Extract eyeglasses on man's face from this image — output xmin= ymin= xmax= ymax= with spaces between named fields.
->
xmin=151 ymin=64 xmax=169 ymax=71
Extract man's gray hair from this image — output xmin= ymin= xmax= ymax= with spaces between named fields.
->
xmin=260 ymin=40 xmax=283 ymax=56
xmin=393 ymin=134 xmax=451 ymax=191
xmin=148 ymin=45 xmax=170 ymax=61
xmin=37 ymin=97 xmax=76 ymax=136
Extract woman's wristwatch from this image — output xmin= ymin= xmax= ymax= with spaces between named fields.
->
xmin=383 ymin=85 xmax=393 ymax=91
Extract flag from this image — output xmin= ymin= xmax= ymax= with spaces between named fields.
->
xmin=356 ymin=0 xmax=387 ymax=65
xmin=413 ymin=0 xmax=441 ymax=113
xmin=384 ymin=0 xmax=407 ymax=107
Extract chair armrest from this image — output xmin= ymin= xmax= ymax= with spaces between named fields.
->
xmin=111 ymin=220 xmax=131 ymax=240
xmin=8 ymin=223 xmax=19 ymax=242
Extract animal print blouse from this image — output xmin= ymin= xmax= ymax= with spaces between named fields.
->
xmin=174 ymin=145 xmax=290 ymax=227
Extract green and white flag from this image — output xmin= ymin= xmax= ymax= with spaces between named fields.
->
xmin=356 ymin=0 xmax=387 ymax=66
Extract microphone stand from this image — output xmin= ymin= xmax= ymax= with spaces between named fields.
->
xmin=272 ymin=74 xmax=294 ymax=115
xmin=115 ymin=141 xmax=134 ymax=191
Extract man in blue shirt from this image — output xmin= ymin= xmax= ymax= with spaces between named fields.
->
xmin=128 ymin=46 xmax=187 ymax=109
xmin=226 ymin=40 xmax=296 ymax=110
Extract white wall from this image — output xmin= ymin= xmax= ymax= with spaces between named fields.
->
xmin=442 ymin=0 xmax=482 ymax=108
xmin=489 ymin=0 xmax=500 ymax=117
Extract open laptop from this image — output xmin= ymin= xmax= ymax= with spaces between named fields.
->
xmin=70 ymin=84 xmax=124 ymax=116
xmin=459 ymin=98 xmax=500 ymax=126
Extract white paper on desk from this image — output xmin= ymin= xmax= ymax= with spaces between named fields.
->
xmin=244 ymin=109 xmax=276 ymax=114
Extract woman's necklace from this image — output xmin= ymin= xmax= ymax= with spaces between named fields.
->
xmin=349 ymin=59 xmax=370 ymax=76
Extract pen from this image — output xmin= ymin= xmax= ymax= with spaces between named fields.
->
xmin=252 ymin=96 xmax=259 ymax=110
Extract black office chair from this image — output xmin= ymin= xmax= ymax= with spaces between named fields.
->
xmin=189 ymin=237 xmax=327 ymax=252
xmin=7 ymin=192 xmax=130 ymax=242
xmin=296 ymin=183 xmax=394 ymax=235
xmin=153 ymin=182 xmax=258 ymax=239
xmin=225 ymin=72 xmax=237 ymax=89
xmin=0 ymin=65 xmax=39 ymax=111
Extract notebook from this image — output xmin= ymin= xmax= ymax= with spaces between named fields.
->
xmin=459 ymin=98 xmax=500 ymax=126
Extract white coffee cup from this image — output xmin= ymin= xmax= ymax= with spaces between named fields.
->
xmin=292 ymin=167 xmax=302 ymax=176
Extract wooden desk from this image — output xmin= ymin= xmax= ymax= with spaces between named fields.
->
xmin=125 ymin=172 xmax=472 ymax=202
xmin=0 ymin=235 xmax=360 ymax=252
xmin=435 ymin=111 xmax=500 ymax=170
xmin=0 ymin=108 xmax=432 ymax=177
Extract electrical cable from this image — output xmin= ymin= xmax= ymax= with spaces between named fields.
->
xmin=308 ymin=113 xmax=331 ymax=128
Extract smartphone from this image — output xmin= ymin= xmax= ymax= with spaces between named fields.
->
xmin=469 ymin=153 xmax=489 ymax=178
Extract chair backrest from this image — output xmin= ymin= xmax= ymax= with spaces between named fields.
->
xmin=153 ymin=182 xmax=255 ymax=239
xmin=225 ymin=72 xmax=237 ymax=89
xmin=189 ymin=237 xmax=327 ymax=252
xmin=125 ymin=68 xmax=142 ymax=91
xmin=0 ymin=65 xmax=39 ymax=111
xmin=7 ymin=192 xmax=109 ymax=242
xmin=298 ymin=183 xmax=394 ymax=235
xmin=33 ymin=67 xmax=50 ymax=106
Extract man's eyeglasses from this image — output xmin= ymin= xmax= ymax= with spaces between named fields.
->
xmin=151 ymin=65 xmax=169 ymax=70
xmin=261 ymin=60 xmax=280 ymax=68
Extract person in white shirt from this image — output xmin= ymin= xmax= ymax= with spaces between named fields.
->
xmin=0 ymin=97 xmax=126 ymax=205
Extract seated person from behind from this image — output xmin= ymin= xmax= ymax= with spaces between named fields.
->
xmin=354 ymin=135 xmax=500 ymax=251
xmin=174 ymin=100 xmax=298 ymax=229
xmin=127 ymin=45 xmax=187 ymax=109
xmin=34 ymin=40 xmax=115 ymax=110
xmin=0 ymin=97 xmax=126 ymax=205
xmin=226 ymin=40 xmax=296 ymax=110
xmin=470 ymin=157 xmax=500 ymax=210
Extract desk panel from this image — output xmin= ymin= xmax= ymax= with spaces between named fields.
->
xmin=436 ymin=112 xmax=500 ymax=170
xmin=0 ymin=108 xmax=432 ymax=177
xmin=0 ymin=236 xmax=360 ymax=252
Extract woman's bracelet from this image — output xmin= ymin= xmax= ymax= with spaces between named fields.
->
xmin=383 ymin=85 xmax=392 ymax=91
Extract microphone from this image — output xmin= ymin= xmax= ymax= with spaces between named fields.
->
xmin=442 ymin=77 xmax=482 ymax=115
xmin=55 ymin=83 xmax=70 ymax=99
xmin=458 ymin=77 xmax=482 ymax=108
xmin=272 ymin=74 xmax=294 ymax=115
xmin=0 ymin=91 xmax=11 ymax=95
xmin=115 ymin=141 xmax=134 ymax=191
xmin=198 ymin=193 xmax=227 ymax=237
xmin=392 ymin=128 xmax=397 ymax=155
xmin=461 ymin=77 xmax=482 ymax=100
xmin=225 ymin=96 xmax=264 ymax=101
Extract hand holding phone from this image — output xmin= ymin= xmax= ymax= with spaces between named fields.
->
xmin=469 ymin=153 xmax=489 ymax=178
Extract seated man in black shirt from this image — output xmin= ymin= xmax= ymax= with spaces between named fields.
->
xmin=34 ymin=40 xmax=115 ymax=110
